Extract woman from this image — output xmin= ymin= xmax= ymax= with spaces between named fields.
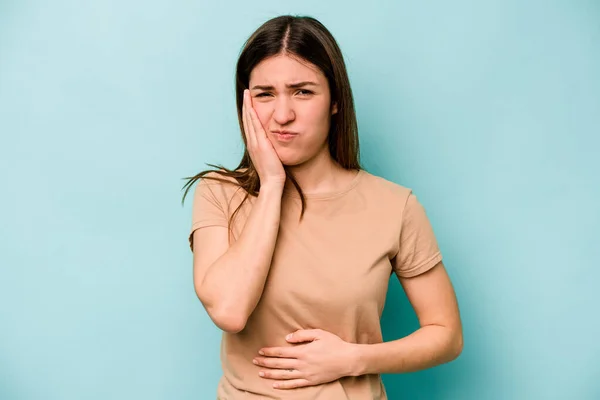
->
xmin=182 ymin=15 xmax=462 ymax=399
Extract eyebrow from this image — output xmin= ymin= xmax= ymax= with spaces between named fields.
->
xmin=250 ymin=81 xmax=319 ymax=90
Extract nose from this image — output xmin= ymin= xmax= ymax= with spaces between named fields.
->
xmin=272 ymin=97 xmax=295 ymax=125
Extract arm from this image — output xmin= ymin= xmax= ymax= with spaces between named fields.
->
xmin=193 ymin=89 xmax=287 ymax=334
xmin=192 ymin=182 xmax=284 ymax=334
xmin=252 ymin=261 xmax=462 ymax=389
xmin=252 ymin=193 xmax=460 ymax=388
xmin=351 ymin=261 xmax=463 ymax=375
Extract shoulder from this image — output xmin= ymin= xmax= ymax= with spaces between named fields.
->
xmin=360 ymin=172 xmax=437 ymax=231
xmin=200 ymin=170 xmax=240 ymax=184
xmin=194 ymin=169 xmax=248 ymax=204
xmin=359 ymin=170 xmax=413 ymax=202
xmin=198 ymin=169 xmax=245 ymax=189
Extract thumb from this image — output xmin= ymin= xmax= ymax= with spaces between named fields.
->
xmin=286 ymin=329 xmax=322 ymax=343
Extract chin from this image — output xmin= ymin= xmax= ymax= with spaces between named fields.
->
xmin=276 ymin=145 xmax=325 ymax=168
xmin=275 ymin=150 xmax=305 ymax=167
xmin=280 ymin=158 xmax=303 ymax=167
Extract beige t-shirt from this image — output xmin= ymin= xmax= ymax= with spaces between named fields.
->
xmin=189 ymin=169 xmax=442 ymax=400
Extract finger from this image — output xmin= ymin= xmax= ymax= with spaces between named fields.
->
xmin=286 ymin=329 xmax=322 ymax=343
xmin=272 ymin=379 xmax=312 ymax=390
xmin=247 ymin=102 xmax=268 ymax=144
xmin=259 ymin=347 xmax=298 ymax=358
xmin=253 ymin=356 xmax=296 ymax=370
xmin=258 ymin=368 xmax=302 ymax=380
xmin=241 ymin=91 xmax=251 ymax=146
xmin=242 ymin=90 xmax=256 ymax=148
xmin=243 ymin=90 xmax=257 ymax=148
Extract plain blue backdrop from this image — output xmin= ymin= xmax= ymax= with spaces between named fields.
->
xmin=1 ymin=0 xmax=599 ymax=399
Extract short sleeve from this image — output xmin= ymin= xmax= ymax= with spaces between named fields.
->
xmin=188 ymin=175 xmax=230 ymax=251
xmin=392 ymin=192 xmax=443 ymax=278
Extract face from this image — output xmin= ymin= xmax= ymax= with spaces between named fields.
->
xmin=248 ymin=54 xmax=338 ymax=166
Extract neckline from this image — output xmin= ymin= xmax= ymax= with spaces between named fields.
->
xmin=283 ymin=169 xmax=365 ymax=200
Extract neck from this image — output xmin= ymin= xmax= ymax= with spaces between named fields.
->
xmin=284 ymin=146 xmax=356 ymax=195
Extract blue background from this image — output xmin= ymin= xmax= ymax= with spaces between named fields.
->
xmin=1 ymin=0 xmax=599 ymax=399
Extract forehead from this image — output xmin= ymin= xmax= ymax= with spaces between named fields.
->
xmin=249 ymin=54 xmax=325 ymax=85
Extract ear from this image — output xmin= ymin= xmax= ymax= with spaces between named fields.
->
xmin=331 ymin=102 xmax=338 ymax=115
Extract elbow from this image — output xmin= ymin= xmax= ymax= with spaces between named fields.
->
xmin=209 ymin=307 xmax=248 ymax=334
xmin=196 ymin=290 xmax=248 ymax=333
xmin=450 ymin=331 xmax=463 ymax=360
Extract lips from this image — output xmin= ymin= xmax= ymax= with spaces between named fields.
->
xmin=272 ymin=130 xmax=298 ymax=142
xmin=272 ymin=131 xmax=298 ymax=136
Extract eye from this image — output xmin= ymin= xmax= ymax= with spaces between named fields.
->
xmin=255 ymin=92 xmax=272 ymax=98
xmin=297 ymin=89 xmax=313 ymax=96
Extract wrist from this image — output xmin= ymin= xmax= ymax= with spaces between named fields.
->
xmin=259 ymin=181 xmax=285 ymax=194
xmin=347 ymin=343 xmax=366 ymax=377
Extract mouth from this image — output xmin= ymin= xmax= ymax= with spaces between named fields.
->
xmin=272 ymin=130 xmax=298 ymax=142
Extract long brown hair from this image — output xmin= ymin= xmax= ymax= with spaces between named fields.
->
xmin=181 ymin=15 xmax=361 ymax=229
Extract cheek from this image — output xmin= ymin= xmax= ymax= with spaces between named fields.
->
xmin=308 ymin=97 xmax=331 ymax=117
xmin=252 ymin=104 xmax=271 ymax=129
xmin=304 ymin=102 xmax=332 ymax=130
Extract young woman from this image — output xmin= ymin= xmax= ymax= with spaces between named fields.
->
xmin=182 ymin=15 xmax=463 ymax=400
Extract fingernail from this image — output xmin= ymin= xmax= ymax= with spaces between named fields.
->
xmin=286 ymin=334 xmax=292 ymax=340
xmin=252 ymin=359 xmax=258 ymax=364
xmin=259 ymin=371 xmax=265 ymax=377
xmin=258 ymin=350 xmax=264 ymax=355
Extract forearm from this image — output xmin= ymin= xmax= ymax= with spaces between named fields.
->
xmin=351 ymin=325 xmax=463 ymax=376
xmin=200 ymin=183 xmax=283 ymax=329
